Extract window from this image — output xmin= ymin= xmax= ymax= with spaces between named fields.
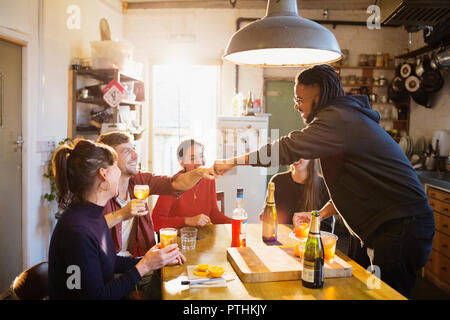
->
xmin=152 ymin=64 xmax=219 ymax=175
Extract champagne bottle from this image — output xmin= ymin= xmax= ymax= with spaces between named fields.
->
xmin=231 ymin=88 xmax=239 ymax=116
xmin=262 ymin=182 xmax=278 ymax=243
xmin=301 ymin=211 xmax=324 ymax=289
xmin=245 ymin=90 xmax=255 ymax=116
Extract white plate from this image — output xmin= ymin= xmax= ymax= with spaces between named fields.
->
xmin=408 ymin=136 xmax=414 ymax=157
xmin=399 ymin=137 xmax=408 ymax=155
xmin=415 ymin=136 xmax=427 ymax=155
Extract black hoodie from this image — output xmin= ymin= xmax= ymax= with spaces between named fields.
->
xmin=249 ymin=95 xmax=432 ymax=243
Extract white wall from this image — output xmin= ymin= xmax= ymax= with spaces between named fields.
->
xmin=0 ymin=0 xmax=123 ymax=268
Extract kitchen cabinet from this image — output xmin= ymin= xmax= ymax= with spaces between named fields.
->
xmin=424 ymin=185 xmax=450 ymax=295
xmin=68 ymin=68 xmax=145 ymax=140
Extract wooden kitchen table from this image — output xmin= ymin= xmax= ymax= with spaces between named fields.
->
xmin=161 ymin=224 xmax=406 ymax=300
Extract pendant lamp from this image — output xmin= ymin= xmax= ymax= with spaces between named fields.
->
xmin=223 ymin=0 xmax=343 ymax=67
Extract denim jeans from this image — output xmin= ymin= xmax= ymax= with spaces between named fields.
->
xmin=348 ymin=212 xmax=435 ymax=298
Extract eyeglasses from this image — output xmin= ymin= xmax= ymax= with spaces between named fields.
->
xmin=293 ymin=94 xmax=318 ymax=106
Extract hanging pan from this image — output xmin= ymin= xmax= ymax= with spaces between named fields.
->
xmin=400 ymin=62 xmax=415 ymax=78
xmin=404 ymin=73 xmax=432 ymax=108
xmin=415 ymin=55 xmax=431 ymax=77
xmin=421 ymin=68 xmax=444 ymax=94
xmin=388 ymin=77 xmax=409 ymax=103
xmin=411 ymin=90 xmax=431 ymax=108
xmin=431 ymin=50 xmax=450 ymax=69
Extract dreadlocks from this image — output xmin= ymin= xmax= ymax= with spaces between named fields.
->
xmin=296 ymin=64 xmax=344 ymax=124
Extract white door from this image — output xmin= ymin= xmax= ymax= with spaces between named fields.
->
xmin=0 ymin=38 xmax=23 ymax=292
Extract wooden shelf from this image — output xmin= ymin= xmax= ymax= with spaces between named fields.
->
xmin=68 ymin=68 xmax=146 ymax=139
xmin=75 ymin=126 xmax=100 ymax=135
xmin=337 ymin=66 xmax=396 ymax=70
xmin=121 ymin=99 xmax=144 ymax=106
xmin=77 ymin=97 xmax=144 ymax=107
xmin=342 ymin=84 xmax=388 ymax=87
xmin=75 ymin=68 xmax=143 ymax=83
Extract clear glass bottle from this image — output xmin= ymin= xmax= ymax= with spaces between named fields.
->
xmin=231 ymin=188 xmax=247 ymax=248
xmin=245 ymin=91 xmax=254 ymax=116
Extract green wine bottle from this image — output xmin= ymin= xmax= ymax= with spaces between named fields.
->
xmin=301 ymin=210 xmax=324 ymax=289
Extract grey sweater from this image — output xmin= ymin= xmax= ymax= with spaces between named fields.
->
xmin=249 ymin=95 xmax=432 ymax=243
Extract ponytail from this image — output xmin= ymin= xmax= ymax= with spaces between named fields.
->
xmin=51 ymin=139 xmax=117 ymax=207
xmin=52 ymin=145 xmax=73 ymax=206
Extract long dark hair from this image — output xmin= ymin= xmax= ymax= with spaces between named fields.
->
xmin=51 ymin=139 xmax=118 ymax=207
xmin=296 ymin=64 xmax=344 ymax=124
xmin=290 ymin=159 xmax=323 ymax=211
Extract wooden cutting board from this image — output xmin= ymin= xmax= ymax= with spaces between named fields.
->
xmin=227 ymin=245 xmax=352 ymax=283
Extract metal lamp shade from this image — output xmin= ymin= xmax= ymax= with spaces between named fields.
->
xmin=223 ymin=0 xmax=342 ymax=67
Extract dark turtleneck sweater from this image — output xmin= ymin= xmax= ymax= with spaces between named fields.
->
xmin=48 ymin=200 xmax=142 ymax=300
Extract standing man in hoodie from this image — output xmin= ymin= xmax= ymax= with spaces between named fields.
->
xmin=214 ymin=65 xmax=434 ymax=298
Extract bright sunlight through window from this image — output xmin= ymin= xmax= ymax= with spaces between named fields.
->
xmin=152 ymin=64 xmax=219 ymax=176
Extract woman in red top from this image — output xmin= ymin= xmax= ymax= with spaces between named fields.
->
xmin=152 ymin=139 xmax=232 ymax=231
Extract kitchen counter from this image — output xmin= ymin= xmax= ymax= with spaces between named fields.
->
xmin=161 ymin=224 xmax=406 ymax=300
xmin=416 ymin=170 xmax=450 ymax=191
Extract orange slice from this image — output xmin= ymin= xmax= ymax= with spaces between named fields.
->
xmin=196 ymin=264 xmax=210 ymax=272
xmin=207 ymin=265 xmax=225 ymax=278
xmin=193 ymin=270 xmax=209 ymax=277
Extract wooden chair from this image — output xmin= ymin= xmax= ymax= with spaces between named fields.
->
xmin=11 ymin=262 xmax=48 ymax=300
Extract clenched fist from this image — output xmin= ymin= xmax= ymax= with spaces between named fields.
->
xmin=213 ymin=160 xmax=235 ymax=176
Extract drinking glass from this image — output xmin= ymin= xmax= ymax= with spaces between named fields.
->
xmin=159 ymin=228 xmax=177 ymax=248
xmin=321 ymin=231 xmax=338 ymax=263
xmin=294 ymin=222 xmax=310 ymax=239
xmin=180 ymin=227 xmax=198 ymax=251
xmin=294 ymin=238 xmax=307 ymax=261
xmin=134 ymin=185 xmax=149 ymax=200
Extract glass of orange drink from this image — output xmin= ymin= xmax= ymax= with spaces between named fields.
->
xmin=321 ymin=231 xmax=338 ymax=263
xmin=134 ymin=185 xmax=150 ymax=200
xmin=294 ymin=222 xmax=310 ymax=239
xmin=294 ymin=238 xmax=307 ymax=260
xmin=159 ymin=228 xmax=178 ymax=249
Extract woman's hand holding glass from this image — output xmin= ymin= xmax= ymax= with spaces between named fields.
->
xmin=135 ymin=243 xmax=186 ymax=276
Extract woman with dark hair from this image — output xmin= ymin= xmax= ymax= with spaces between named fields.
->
xmin=48 ymin=139 xmax=183 ymax=299
xmin=214 ymin=64 xmax=435 ymax=298
xmin=152 ymin=139 xmax=231 ymax=231
xmin=267 ymin=158 xmax=331 ymax=231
